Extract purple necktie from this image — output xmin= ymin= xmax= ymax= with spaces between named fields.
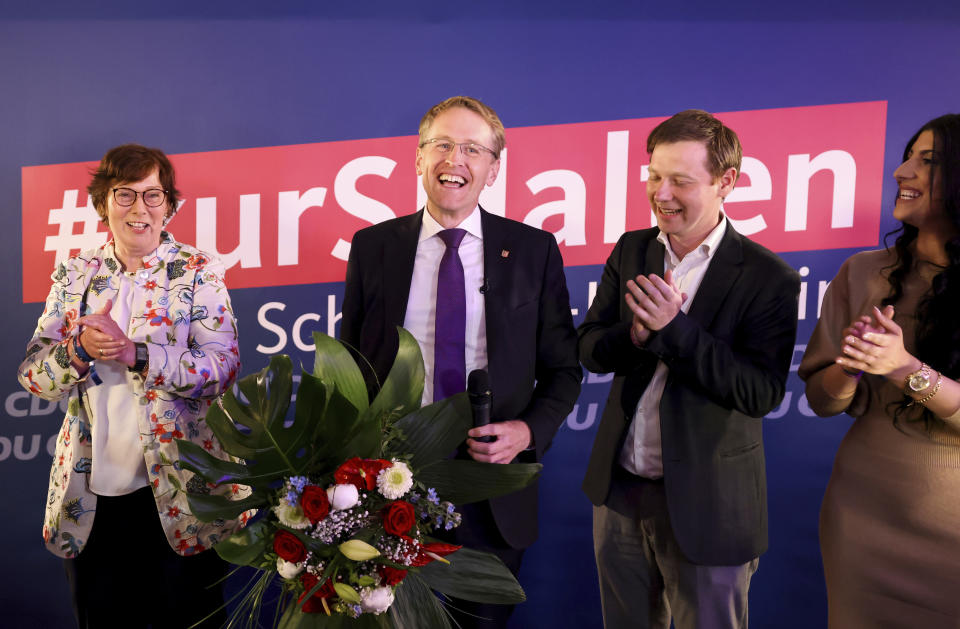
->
xmin=434 ymin=228 xmax=467 ymax=401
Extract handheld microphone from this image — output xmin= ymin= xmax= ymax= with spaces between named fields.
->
xmin=467 ymin=369 xmax=495 ymax=443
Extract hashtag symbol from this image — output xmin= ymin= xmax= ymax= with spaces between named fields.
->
xmin=44 ymin=190 xmax=108 ymax=263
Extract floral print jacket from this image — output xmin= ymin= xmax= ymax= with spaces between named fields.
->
xmin=18 ymin=232 xmax=248 ymax=558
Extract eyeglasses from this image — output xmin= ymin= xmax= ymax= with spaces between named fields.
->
xmin=112 ymin=187 xmax=167 ymax=208
xmin=419 ymin=138 xmax=498 ymax=160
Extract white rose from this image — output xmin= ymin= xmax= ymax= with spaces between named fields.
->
xmin=276 ymin=558 xmax=303 ymax=579
xmin=327 ymin=483 xmax=360 ymax=511
xmin=360 ymin=586 xmax=395 ymax=614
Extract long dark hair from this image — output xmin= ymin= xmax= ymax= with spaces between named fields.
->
xmin=882 ymin=114 xmax=960 ymax=429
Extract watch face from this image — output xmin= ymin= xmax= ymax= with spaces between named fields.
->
xmin=908 ymin=373 xmax=930 ymax=392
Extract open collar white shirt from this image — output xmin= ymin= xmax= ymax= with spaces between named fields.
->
xmin=404 ymin=206 xmax=488 ymax=405
xmin=619 ymin=215 xmax=729 ymax=478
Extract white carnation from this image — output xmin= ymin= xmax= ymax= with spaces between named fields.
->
xmin=377 ymin=461 xmax=413 ymax=499
xmin=326 ymin=483 xmax=360 ymax=511
xmin=360 ymin=586 xmax=395 ymax=614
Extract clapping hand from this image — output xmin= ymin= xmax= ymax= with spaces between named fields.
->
xmin=838 ymin=305 xmax=914 ymax=377
xmin=76 ymin=300 xmax=135 ymax=367
xmin=625 ymin=269 xmax=687 ymax=345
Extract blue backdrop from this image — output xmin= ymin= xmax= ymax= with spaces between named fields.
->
xmin=3 ymin=2 xmax=960 ymax=627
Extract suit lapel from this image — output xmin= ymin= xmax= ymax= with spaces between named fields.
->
xmin=382 ymin=211 xmax=422 ymax=329
xmin=644 ymin=235 xmax=666 ymax=284
xmin=686 ymin=224 xmax=743 ymax=328
xmin=479 ymin=209 xmax=513 ymax=398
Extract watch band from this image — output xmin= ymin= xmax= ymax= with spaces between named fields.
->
xmin=905 ymin=362 xmax=932 ymax=393
xmin=73 ymin=335 xmax=94 ymax=363
xmin=129 ymin=342 xmax=148 ymax=373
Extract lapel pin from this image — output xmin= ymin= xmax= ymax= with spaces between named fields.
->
xmin=501 ymin=249 xmax=510 ymax=258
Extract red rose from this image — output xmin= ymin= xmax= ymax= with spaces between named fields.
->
xmin=300 ymin=485 xmax=330 ymax=524
xmin=409 ymin=541 xmax=462 ymax=567
xmin=377 ymin=565 xmax=408 ymax=586
xmin=273 ymin=530 xmax=306 ymax=564
xmin=335 ymin=457 xmax=392 ymax=490
xmin=299 ymin=573 xmax=336 ymax=613
xmin=382 ymin=501 xmax=416 ymax=537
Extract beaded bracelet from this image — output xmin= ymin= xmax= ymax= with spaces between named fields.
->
xmin=73 ymin=334 xmax=94 ymax=363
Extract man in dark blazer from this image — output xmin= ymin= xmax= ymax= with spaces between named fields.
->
xmin=579 ymin=110 xmax=799 ymax=629
xmin=340 ymin=96 xmax=581 ymax=628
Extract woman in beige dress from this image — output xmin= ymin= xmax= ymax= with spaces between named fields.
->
xmin=799 ymin=114 xmax=960 ymax=627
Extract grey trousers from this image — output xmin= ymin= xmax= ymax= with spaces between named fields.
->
xmin=593 ymin=473 xmax=758 ymax=629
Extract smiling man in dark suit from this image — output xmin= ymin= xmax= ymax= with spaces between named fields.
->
xmin=340 ymin=95 xmax=581 ymax=628
xmin=579 ymin=110 xmax=800 ymax=629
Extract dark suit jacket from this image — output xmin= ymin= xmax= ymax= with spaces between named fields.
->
xmin=340 ymin=208 xmax=582 ymax=549
xmin=579 ymin=225 xmax=799 ymax=566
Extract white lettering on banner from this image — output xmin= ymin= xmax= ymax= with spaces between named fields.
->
xmin=5 ymin=391 xmax=30 ymax=418
xmin=603 ymin=131 xmax=629 ymax=244
xmin=725 ymin=156 xmax=772 ymax=235
xmin=0 ymin=434 xmax=53 ymax=461
xmin=36 ymin=150 xmax=861 ymax=278
xmin=5 ymin=391 xmax=68 ymax=418
xmin=785 ymin=151 xmax=857 ymax=231
xmin=524 ymin=170 xmax=587 ymax=246
xmin=278 ymin=187 xmax=328 ymax=266
xmin=258 ymin=302 xmax=288 ymax=353
xmin=195 ymin=194 xmax=263 ymax=269
xmin=44 ymin=190 xmax=108 ymax=262
xmin=565 ymin=403 xmax=599 ymax=430
xmin=332 ymin=156 xmax=398 ymax=261
xmin=256 ymin=295 xmax=343 ymax=354
xmin=796 ymin=266 xmax=831 ymax=321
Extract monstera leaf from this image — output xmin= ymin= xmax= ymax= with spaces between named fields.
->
xmin=178 ymin=354 xmax=332 ymax=510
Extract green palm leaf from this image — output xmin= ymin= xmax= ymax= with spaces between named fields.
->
xmin=416 ymin=459 xmax=542 ymax=505
xmin=388 ymin=393 xmax=471 ymax=469
xmin=389 ymin=574 xmax=452 ymax=629
xmin=419 ymin=547 xmax=526 ymax=604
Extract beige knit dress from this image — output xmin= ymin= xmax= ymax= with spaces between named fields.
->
xmin=799 ymin=248 xmax=960 ymax=629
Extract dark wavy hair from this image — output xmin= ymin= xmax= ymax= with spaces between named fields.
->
xmin=87 ymin=144 xmax=180 ymax=223
xmin=881 ymin=113 xmax=960 ymax=429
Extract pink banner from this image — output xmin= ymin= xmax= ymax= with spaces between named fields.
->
xmin=22 ymin=101 xmax=886 ymax=303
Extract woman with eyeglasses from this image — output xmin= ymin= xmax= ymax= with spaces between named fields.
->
xmin=799 ymin=114 xmax=960 ymax=627
xmin=18 ymin=144 xmax=247 ymax=628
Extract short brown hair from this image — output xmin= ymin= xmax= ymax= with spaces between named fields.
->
xmin=646 ymin=109 xmax=742 ymax=181
xmin=418 ymin=96 xmax=505 ymax=158
xmin=87 ymin=144 xmax=180 ymax=223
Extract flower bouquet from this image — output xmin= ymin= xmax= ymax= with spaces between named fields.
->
xmin=176 ymin=329 xmax=540 ymax=628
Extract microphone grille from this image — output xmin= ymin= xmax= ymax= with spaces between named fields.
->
xmin=467 ymin=369 xmax=490 ymax=396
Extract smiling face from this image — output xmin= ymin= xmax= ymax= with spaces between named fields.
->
xmin=105 ymin=169 xmax=167 ymax=266
xmin=416 ymin=107 xmax=500 ymax=227
xmin=893 ymin=129 xmax=944 ymax=231
xmin=647 ymin=140 xmax=737 ymax=259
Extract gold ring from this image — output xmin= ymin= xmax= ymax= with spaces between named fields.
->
xmin=99 ymin=349 xmax=104 ymax=356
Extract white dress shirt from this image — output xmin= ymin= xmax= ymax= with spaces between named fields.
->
xmin=404 ymin=207 xmax=488 ymax=404
xmin=619 ymin=216 xmax=729 ymax=478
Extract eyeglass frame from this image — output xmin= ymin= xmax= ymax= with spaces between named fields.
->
xmin=418 ymin=138 xmax=499 ymax=160
xmin=111 ymin=187 xmax=169 ymax=208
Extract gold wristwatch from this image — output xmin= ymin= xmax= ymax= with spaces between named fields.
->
xmin=905 ymin=363 xmax=932 ymax=393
